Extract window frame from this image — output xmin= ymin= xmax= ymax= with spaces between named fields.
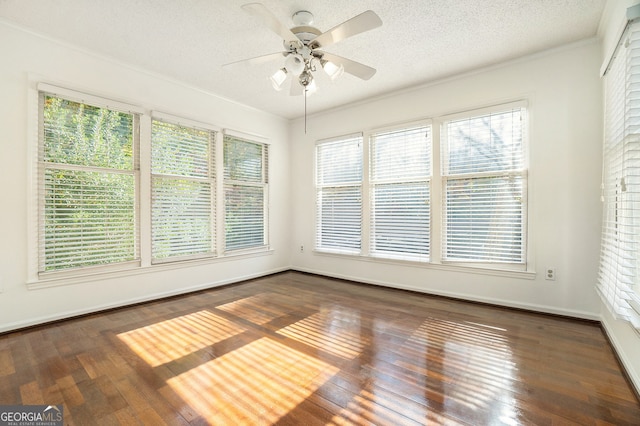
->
xmin=598 ymin=14 xmax=640 ymax=331
xmin=313 ymin=102 xmax=531 ymax=276
xmin=28 ymin=83 xmax=271 ymax=287
xmin=315 ymin=133 xmax=364 ymax=255
xmin=439 ymin=102 xmax=529 ymax=268
xmin=222 ymin=131 xmax=270 ymax=254
xmin=369 ymin=122 xmax=432 ymax=262
xmin=36 ymin=84 xmax=143 ymax=278
xmin=150 ymin=112 xmax=220 ymax=264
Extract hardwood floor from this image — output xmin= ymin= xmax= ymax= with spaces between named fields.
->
xmin=1 ymin=271 xmax=639 ymax=425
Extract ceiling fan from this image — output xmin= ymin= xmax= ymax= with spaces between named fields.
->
xmin=225 ymin=3 xmax=383 ymax=96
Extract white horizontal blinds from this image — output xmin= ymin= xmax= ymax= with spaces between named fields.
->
xmin=151 ymin=119 xmax=215 ymax=261
xmin=370 ymin=125 xmax=431 ymax=259
xmin=223 ymin=135 xmax=267 ymax=251
xmin=599 ymin=19 xmax=640 ymax=329
xmin=39 ymin=93 xmax=137 ymax=272
xmin=316 ymin=134 xmax=363 ymax=252
xmin=442 ymin=107 xmax=526 ymax=263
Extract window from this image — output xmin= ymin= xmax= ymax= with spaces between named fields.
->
xmin=223 ymin=134 xmax=269 ymax=252
xmin=39 ymin=92 xmax=139 ymax=273
xmin=316 ymin=134 xmax=363 ymax=253
xmin=34 ymin=85 xmax=270 ymax=280
xmin=370 ymin=125 xmax=431 ymax=260
xmin=441 ymin=107 xmax=526 ymax=264
xmin=151 ymin=118 xmax=216 ymax=262
xmin=598 ymin=16 xmax=640 ymax=330
xmin=314 ymin=104 xmax=528 ymax=271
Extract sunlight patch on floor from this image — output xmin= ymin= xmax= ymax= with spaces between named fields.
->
xmin=277 ymin=310 xmax=367 ymax=359
xmin=117 ymin=310 xmax=246 ymax=367
xmin=166 ymin=337 xmax=339 ymax=424
xmin=216 ymin=294 xmax=289 ymax=325
xmin=401 ymin=318 xmax=518 ymax=423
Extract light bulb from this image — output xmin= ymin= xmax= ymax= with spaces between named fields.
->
xmin=270 ymin=68 xmax=287 ymax=91
xmin=323 ymin=60 xmax=344 ymax=80
xmin=284 ymin=54 xmax=305 ymax=75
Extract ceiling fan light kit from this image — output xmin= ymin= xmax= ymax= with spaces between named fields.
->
xmin=322 ymin=60 xmax=344 ymax=81
xmin=284 ymin=53 xmax=305 ymax=75
xmin=229 ymin=3 xmax=382 ymax=94
xmin=227 ymin=3 xmax=382 ymax=130
xmin=270 ymin=68 xmax=288 ymax=91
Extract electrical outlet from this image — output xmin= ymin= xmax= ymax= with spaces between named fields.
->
xmin=545 ymin=268 xmax=556 ymax=281
xmin=300 ymin=245 xmax=304 ymax=253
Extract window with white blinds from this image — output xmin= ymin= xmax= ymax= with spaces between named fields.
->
xmin=370 ymin=125 xmax=431 ymax=260
xmin=315 ymin=107 xmax=527 ymax=269
xmin=598 ymin=17 xmax=640 ymax=330
xmin=223 ymin=135 xmax=268 ymax=252
xmin=316 ymin=134 xmax=363 ymax=253
xmin=39 ymin=93 xmax=138 ymax=272
xmin=151 ymin=119 xmax=216 ymax=262
xmin=442 ymin=107 xmax=526 ymax=264
xmin=35 ymin=85 xmax=272 ymax=281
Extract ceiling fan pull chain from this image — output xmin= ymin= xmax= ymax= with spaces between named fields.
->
xmin=304 ymin=88 xmax=308 ymax=134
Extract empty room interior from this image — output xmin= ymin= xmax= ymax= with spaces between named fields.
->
xmin=2 ymin=0 xmax=640 ymax=424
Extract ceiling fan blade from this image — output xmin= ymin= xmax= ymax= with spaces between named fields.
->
xmin=241 ymin=3 xmax=300 ymax=45
xmin=321 ymin=52 xmax=377 ymax=80
xmin=309 ymin=10 xmax=382 ymax=49
xmin=222 ymin=52 xmax=285 ymax=67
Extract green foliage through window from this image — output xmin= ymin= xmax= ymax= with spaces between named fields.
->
xmin=40 ymin=93 xmax=137 ymax=272
xmin=43 ymin=95 xmax=133 ymax=169
xmin=38 ymin=89 xmax=270 ymax=274
xmin=151 ymin=119 xmax=215 ymax=261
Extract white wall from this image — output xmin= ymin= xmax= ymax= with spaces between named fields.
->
xmin=0 ymin=1 xmax=637 ymax=398
xmin=0 ymin=21 xmax=291 ymax=332
xmin=597 ymin=0 xmax=640 ymax=396
xmin=290 ymin=40 xmax=603 ymax=320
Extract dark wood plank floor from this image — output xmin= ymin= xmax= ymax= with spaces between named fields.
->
xmin=1 ymin=271 xmax=639 ymax=425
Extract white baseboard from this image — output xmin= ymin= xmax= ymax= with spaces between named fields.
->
xmin=0 ymin=266 xmax=290 ymax=334
xmin=292 ymin=267 xmax=600 ymax=321
xmin=599 ymin=315 xmax=640 ymax=397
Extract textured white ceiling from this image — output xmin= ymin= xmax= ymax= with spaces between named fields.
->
xmin=0 ymin=0 xmax=606 ymax=119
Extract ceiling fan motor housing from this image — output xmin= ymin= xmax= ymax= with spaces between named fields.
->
xmin=284 ymin=13 xmax=323 ymax=75
xmin=292 ymin=10 xmax=313 ymax=26
xmin=284 ymin=25 xmax=321 ymax=49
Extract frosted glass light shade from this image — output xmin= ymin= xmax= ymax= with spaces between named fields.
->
xmin=270 ymin=68 xmax=287 ymax=91
xmin=284 ymin=54 xmax=305 ymax=75
xmin=323 ymin=60 xmax=344 ymax=80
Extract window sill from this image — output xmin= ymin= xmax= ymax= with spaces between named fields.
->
xmin=313 ymin=249 xmax=536 ymax=280
xmin=27 ymin=248 xmax=274 ymax=290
